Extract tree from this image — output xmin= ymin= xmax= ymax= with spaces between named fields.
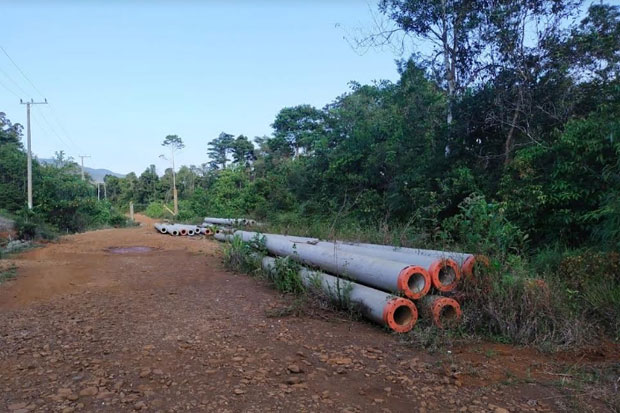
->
xmin=53 ymin=150 xmax=67 ymax=167
xmin=207 ymin=132 xmax=234 ymax=169
xmin=369 ymin=0 xmax=486 ymax=124
xmin=136 ymin=165 xmax=160 ymax=206
xmin=230 ymin=135 xmax=256 ymax=166
xmin=0 ymin=112 xmax=23 ymax=146
xmin=479 ymin=0 xmax=582 ymax=165
xmin=161 ymin=134 xmax=185 ymax=215
xmin=272 ymin=105 xmax=326 ymax=156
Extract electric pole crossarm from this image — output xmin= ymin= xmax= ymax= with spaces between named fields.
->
xmin=79 ymin=155 xmax=91 ymax=181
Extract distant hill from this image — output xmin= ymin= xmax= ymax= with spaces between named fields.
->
xmin=38 ymin=158 xmax=125 ymax=183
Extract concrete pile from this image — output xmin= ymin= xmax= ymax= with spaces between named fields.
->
xmin=203 ymin=217 xmax=260 ymax=227
xmin=154 ymin=223 xmax=214 ymax=237
xmin=216 ymin=231 xmax=487 ymax=333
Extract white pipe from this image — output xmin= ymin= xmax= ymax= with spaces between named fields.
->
xmin=167 ymin=225 xmax=180 ymax=236
xmin=261 ymin=256 xmax=417 ymax=333
xmin=233 ymin=231 xmax=430 ymax=299
xmin=268 ymin=234 xmax=465 ymax=291
xmin=203 ymin=217 xmax=246 ymax=226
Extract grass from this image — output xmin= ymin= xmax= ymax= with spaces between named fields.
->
xmin=220 ymin=209 xmax=620 ymax=352
xmin=0 ymin=264 xmax=17 ymax=284
xmin=222 ymin=235 xmax=363 ymax=323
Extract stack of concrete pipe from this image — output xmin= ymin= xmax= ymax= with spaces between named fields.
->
xmin=203 ymin=217 xmax=260 ymax=227
xmin=154 ymin=223 xmax=214 ymax=236
xmin=215 ymin=231 xmax=485 ymax=333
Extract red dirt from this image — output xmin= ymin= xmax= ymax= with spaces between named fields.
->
xmin=0 ymin=214 xmax=617 ymax=412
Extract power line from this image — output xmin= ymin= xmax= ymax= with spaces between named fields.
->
xmin=38 ymin=109 xmax=70 ymax=148
xmin=0 ymin=45 xmax=46 ymax=98
xmin=0 ymin=77 xmax=20 ymax=99
xmin=30 ymin=109 xmax=70 ymax=150
xmin=45 ymin=105 xmax=83 ymax=152
xmin=0 ymin=64 xmax=31 ymax=97
xmin=0 ymin=44 xmax=83 ymax=153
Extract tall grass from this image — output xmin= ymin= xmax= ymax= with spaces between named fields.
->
xmin=239 ymin=195 xmax=619 ymax=347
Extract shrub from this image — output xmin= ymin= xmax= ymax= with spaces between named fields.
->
xmin=441 ymin=195 xmax=588 ymax=346
xmin=144 ymin=202 xmax=166 ymax=219
xmin=14 ymin=208 xmax=57 ymax=241
xmin=15 ymin=212 xmax=38 ymax=240
xmin=269 ymin=256 xmax=305 ymax=294
xmin=223 ymin=234 xmax=264 ymax=274
xmin=557 ymin=251 xmax=620 ymax=338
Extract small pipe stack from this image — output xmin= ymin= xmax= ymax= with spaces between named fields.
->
xmin=215 ymin=231 xmax=487 ymax=333
xmin=153 ymin=223 xmax=213 ymax=237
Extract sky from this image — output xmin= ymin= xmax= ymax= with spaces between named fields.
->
xmin=0 ymin=1 xmax=401 ymax=175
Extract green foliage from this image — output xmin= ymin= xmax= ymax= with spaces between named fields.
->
xmin=223 ymin=235 xmax=263 ymax=275
xmin=144 ymin=201 xmax=167 ymax=219
xmin=0 ymin=264 xmax=17 ymax=284
xmin=269 ymin=256 xmax=305 ymax=295
xmin=14 ymin=208 xmax=39 ymax=240
xmin=556 ymin=251 xmax=620 ymax=338
xmin=0 ymin=114 xmax=131 ymax=237
xmin=76 ymin=2 xmax=619 ymax=346
xmin=442 ymin=194 xmax=527 ymax=259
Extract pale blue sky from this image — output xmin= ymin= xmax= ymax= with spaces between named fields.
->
xmin=0 ymin=1 xmax=401 ymax=175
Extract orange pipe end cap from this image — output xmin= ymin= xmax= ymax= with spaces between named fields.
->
xmin=429 ymin=297 xmax=462 ymax=328
xmin=397 ymin=266 xmax=431 ymax=299
xmin=462 ymin=255 xmax=490 ymax=279
xmin=383 ymin=298 xmax=418 ymax=333
xmin=429 ymin=258 xmax=461 ymax=292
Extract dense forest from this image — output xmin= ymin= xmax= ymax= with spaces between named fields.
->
xmin=1 ymin=1 xmax=618 ymax=343
xmin=103 ymin=2 xmax=619 ymax=250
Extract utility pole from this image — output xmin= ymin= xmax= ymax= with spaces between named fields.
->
xmin=171 ymin=147 xmax=178 ymax=216
xmin=20 ymin=98 xmax=48 ymax=209
xmin=78 ymin=155 xmax=91 ymax=180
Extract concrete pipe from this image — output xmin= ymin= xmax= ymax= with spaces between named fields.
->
xmin=168 ymin=226 xmax=180 ymax=236
xmin=419 ymin=295 xmax=462 ymax=328
xmin=171 ymin=224 xmax=204 ymax=236
xmin=348 ymin=243 xmax=487 ymax=281
xmin=234 ymin=231 xmax=430 ymax=300
xmin=203 ymin=217 xmax=246 ymax=226
xmin=203 ymin=228 xmax=214 ymax=236
xmin=261 ymin=256 xmax=417 ymax=333
xmin=154 ymin=223 xmax=168 ymax=234
xmin=214 ymin=232 xmax=229 ymax=242
xmin=335 ymin=241 xmax=484 ymax=281
xmin=269 ymin=235 xmax=462 ymax=292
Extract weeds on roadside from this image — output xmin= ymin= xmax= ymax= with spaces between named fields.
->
xmin=0 ymin=264 xmax=17 ymax=284
xmin=267 ymin=256 xmax=305 ymax=294
xmin=223 ymin=235 xmax=263 ymax=275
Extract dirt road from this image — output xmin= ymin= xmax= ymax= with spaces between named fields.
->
xmin=0 ymin=215 xmax=616 ymax=412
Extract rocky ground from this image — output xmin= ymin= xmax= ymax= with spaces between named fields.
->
xmin=0 ymin=215 xmax=617 ymax=412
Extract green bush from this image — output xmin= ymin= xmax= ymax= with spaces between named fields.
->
xmin=15 ymin=214 xmax=37 ymax=240
xmin=556 ymin=251 xmax=620 ymax=338
xmin=440 ymin=195 xmax=588 ymax=345
xmin=223 ymin=234 xmax=264 ymax=274
xmin=144 ymin=201 xmax=166 ymax=219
